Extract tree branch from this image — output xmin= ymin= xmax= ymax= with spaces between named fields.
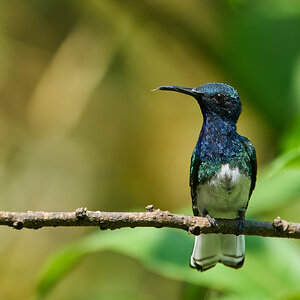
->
xmin=0 ymin=206 xmax=299 ymax=239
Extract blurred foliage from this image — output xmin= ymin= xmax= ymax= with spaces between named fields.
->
xmin=0 ymin=0 xmax=299 ymax=299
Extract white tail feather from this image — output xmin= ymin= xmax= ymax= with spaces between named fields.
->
xmin=190 ymin=234 xmax=245 ymax=271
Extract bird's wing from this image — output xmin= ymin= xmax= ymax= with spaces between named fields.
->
xmin=190 ymin=151 xmax=221 ymax=216
xmin=190 ymin=150 xmax=201 ymax=216
xmin=241 ymin=137 xmax=257 ymax=200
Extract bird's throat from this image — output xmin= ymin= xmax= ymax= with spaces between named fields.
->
xmin=201 ymin=112 xmax=237 ymax=137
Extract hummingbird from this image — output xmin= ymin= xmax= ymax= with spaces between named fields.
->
xmin=156 ymin=83 xmax=257 ymax=271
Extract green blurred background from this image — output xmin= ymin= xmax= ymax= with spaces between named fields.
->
xmin=0 ymin=0 xmax=300 ymax=299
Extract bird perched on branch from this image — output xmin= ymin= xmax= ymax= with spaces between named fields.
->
xmin=156 ymin=83 xmax=257 ymax=271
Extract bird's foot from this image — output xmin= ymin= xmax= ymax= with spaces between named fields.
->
xmin=235 ymin=210 xmax=246 ymax=235
xmin=206 ymin=214 xmax=217 ymax=227
xmin=236 ymin=220 xmax=246 ymax=235
xmin=202 ymin=209 xmax=216 ymax=227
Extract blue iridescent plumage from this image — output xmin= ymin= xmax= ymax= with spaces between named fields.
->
xmin=157 ymin=82 xmax=257 ymax=271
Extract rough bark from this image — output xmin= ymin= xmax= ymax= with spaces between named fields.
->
xmin=0 ymin=206 xmax=299 ymax=238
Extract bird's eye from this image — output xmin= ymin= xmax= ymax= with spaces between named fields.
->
xmin=215 ymin=93 xmax=224 ymax=102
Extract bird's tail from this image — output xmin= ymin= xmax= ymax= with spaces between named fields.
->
xmin=190 ymin=234 xmax=245 ymax=271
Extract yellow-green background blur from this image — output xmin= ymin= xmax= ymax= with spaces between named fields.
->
xmin=0 ymin=1 xmax=300 ymax=299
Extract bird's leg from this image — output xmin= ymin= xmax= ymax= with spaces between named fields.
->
xmin=236 ymin=210 xmax=246 ymax=235
xmin=202 ymin=209 xmax=216 ymax=227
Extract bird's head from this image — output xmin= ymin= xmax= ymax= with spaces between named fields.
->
xmin=156 ymin=83 xmax=242 ymax=123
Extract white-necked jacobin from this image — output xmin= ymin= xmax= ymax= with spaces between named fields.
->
xmin=156 ymin=83 xmax=257 ymax=271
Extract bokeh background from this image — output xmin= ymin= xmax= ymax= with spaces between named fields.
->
xmin=0 ymin=1 xmax=300 ymax=299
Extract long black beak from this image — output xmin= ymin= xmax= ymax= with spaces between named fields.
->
xmin=155 ymin=85 xmax=199 ymax=97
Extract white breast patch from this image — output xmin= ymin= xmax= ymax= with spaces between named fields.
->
xmin=196 ymin=164 xmax=251 ymax=219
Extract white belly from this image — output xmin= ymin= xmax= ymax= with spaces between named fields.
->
xmin=196 ymin=164 xmax=251 ymax=219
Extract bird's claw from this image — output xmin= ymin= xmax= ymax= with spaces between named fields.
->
xmin=236 ymin=219 xmax=246 ymax=235
xmin=236 ymin=210 xmax=246 ymax=235
xmin=206 ymin=214 xmax=217 ymax=227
